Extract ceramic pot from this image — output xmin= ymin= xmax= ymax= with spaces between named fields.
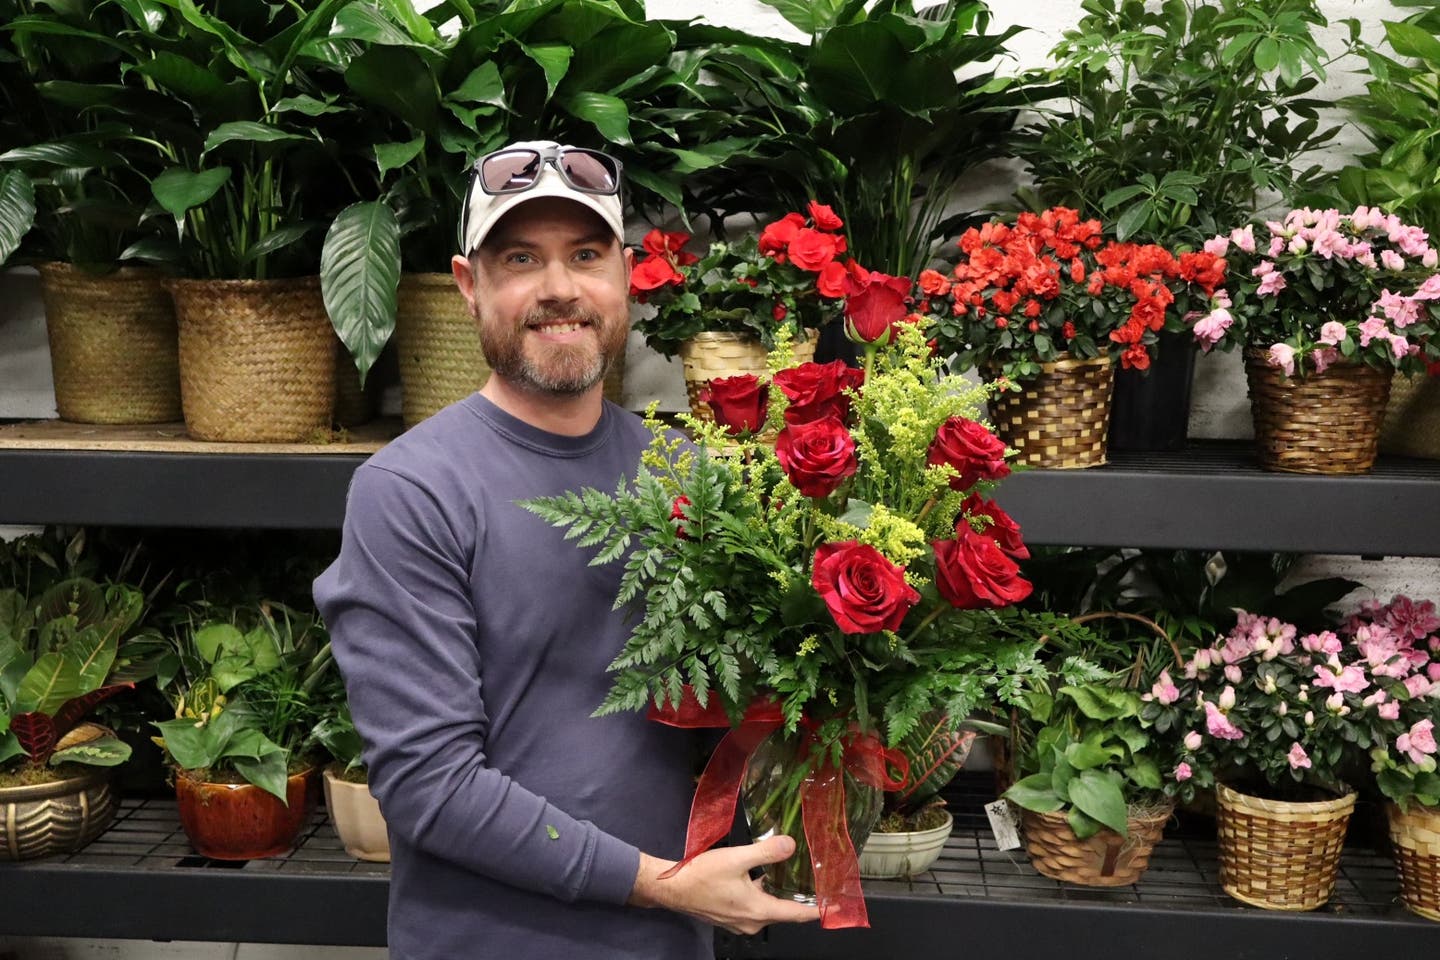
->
xmin=175 ymin=768 xmax=313 ymax=860
xmin=858 ymin=810 xmax=953 ymax=879
xmin=0 ymin=766 xmax=117 ymax=861
xmin=323 ymin=766 xmax=389 ymax=862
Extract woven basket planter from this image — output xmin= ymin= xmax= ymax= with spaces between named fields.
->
xmin=38 ymin=262 xmax=181 ymax=424
xmin=332 ymin=339 xmax=377 ymax=429
xmin=1243 ymin=348 xmax=1392 ymax=474
xmin=1379 ymin=372 xmax=1440 ymax=460
xmin=169 ymin=276 xmax=335 ymax=442
xmin=395 ymin=273 xmax=624 ymax=427
xmin=1388 ymin=802 xmax=1440 ymax=922
xmin=1215 ymin=781 xmax=1355 ymax=911
xmin=985 ymin=354 xmax=1114 ymax=468
xmin=1020 ymin=801 xmax=1173 ymax=887
xmin=677 ymin=329 xmax=818 ymax=423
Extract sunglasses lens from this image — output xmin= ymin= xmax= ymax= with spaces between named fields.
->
xmin=559 ymin=150 xmax=618 ymax=193
xmin=481 ymin=150 xmax=542 ymax=193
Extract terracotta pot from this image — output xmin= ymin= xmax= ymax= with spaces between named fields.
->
xmin=0 ymin=766 xmax=117 ymax=861
xmin=858 ymin=810 xmax=953 ymax=878
xmin=175 ymin=768 xmax=313 ymax=860
xmin=323 ymin=766 xmax=389 ymax=862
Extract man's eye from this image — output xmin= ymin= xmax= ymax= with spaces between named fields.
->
xmin=575 ymin=248 xmax=601 ymax=262
xmin=507 ymin=252 xmax=536 ymax=265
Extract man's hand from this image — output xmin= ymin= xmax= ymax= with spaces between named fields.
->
xmin=629 ymin=835 xmax=821 ymax=935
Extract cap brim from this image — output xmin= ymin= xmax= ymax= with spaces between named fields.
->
xmin=463 ymin=167 xmax=625 ymax=254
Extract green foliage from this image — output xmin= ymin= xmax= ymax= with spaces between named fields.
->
xmin=1012 ymin=0 xmax=1348 ymax=245
xmin=1334 ymin=6 xmax=1440 ymax=239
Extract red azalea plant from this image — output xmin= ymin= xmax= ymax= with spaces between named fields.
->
xmin=919 ymin=207 xmax=1227 ymax=383
xmin=525 ymin=322 xmax=1044 ymax=928
xmin=628 ymin=201 xmax=858 ymax=357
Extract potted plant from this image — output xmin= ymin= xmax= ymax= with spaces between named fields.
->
xmin=0 ymin=530 xmax=160 ymax=860
xmin=920 ymin=207 xmax=1226 ymax=466
xmin=0 ymin=2 xmax=182 ymax=424
xmin=524 ymin=323 xmax=1047 ymax=927
xmin=152 ymin=600 xmax=335 ymax=860
xmin=312 ymin=691 xmax=389 ymax=863
xmin=1189 ymin=207 xmax=1440 ymax=474
xmin=1009 ymin=0 xmax=1348 ymax=451
xmin=629 ymin=203 xmax=859 ymax=418
xmin=1145 ymin=609 xmax=1404 ymax=911
xmin=1342 ymin=594 xmax=1440 ymax=921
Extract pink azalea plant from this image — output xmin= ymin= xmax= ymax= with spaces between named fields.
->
xmin=1142 ymin=598 xmax=1439 ymax=803
xmin=1188 ymin=207 xmax=1440 ymax=378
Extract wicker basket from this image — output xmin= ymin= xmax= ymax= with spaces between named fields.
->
xmin=677 ymin=329 xmax=818 ymax=422
xmin=169 ymin=276 xmax=336 ymax=442
xmin=985 ymin=354 xmax=1114 ymax=468
xmin=394 ymin=273 xmax=624 ymax=427
xmin=1388 ymin=801 xmax=1440 ymax=921
xmin=38 ymin=262 xmax=181 ymax=424
xmin=1380 ymin=372 xmax=1440 ymax=460
xmin=1215 ymin=781 xmax=1355 ymax=911
xmin=1021 ymin=801 xmax=1174 ymax=886
xmin=1243 ymin=348 xmax=1392 ymax=474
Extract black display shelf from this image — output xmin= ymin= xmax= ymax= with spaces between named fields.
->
xmin=0 ymin=439 xmax=1438 ymax=554
xmin=3 ymin=789 xmax=1437 ymax=956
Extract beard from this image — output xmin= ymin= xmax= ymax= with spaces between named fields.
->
xmin=479 ymin=303 xmax=627 ymax=397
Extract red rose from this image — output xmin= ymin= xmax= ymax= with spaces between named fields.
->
xmin=699 ymin=374 xmax=768 ymax=436
xmin=775 ymin=416 xmax=857 ymax=498
xmin=816 ymin=261 xmax=849 ymax=299
xmin=812 ymin=541 xmax=920 ymax=634
xmin=787 ymin=228 xmax=840 ymax=272
xmin=807 ymin=201 xmax=844 ymax=231
xmin=961 ymin=493 xmax=1029 ymax=559
xmin=759 ymin=213 xmax=806 ymax=257
xmin=843 ymin=271 xmax=911 ymax=345
xmin=927 ymin=417 xmax=1010 ymax=491
xmin=671 ymin=495 xmax=693 ymax=540
xmin=932 ymin=529 xmax=1033 ymax=609
xmin=773 ymin=360 xmax=865 ymax=425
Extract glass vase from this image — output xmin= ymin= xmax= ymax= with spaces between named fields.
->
xmin=740 ymin=728 xmax=883 ymax=903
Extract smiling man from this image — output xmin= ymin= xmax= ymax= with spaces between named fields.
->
xmin=314 ymin=140 xmax=816 ymax=960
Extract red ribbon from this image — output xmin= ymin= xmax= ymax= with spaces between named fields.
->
xmin=649 ymin=688 xmax=909 ymax=929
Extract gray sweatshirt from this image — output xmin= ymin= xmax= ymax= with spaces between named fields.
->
xmin=314 ymin=393 xmax=711 ymax=960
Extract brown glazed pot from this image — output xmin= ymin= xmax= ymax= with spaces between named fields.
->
xmin=174 ymin=768 xmax=313 ymax=860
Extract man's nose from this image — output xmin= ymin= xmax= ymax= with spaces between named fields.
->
xmin=538 ymin=258 xmax=580 ymax=303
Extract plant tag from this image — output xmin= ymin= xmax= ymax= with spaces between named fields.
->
xmin=985 ymin=799 xmax=1022 ymax=851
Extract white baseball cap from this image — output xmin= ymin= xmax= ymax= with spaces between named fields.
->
xmin=460 ymin=140 xmax=625 ymax=255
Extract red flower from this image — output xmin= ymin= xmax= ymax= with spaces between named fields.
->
xmin=629 ymin=254 xmax=683 ymax=296
xmin=671 ymin=495 xmax=693 ymax=540
xmin=758 ymin=213 xmax=806 ymax=258
xmin=786 ymin=228 xmax=840 ymax=272
xmin=927 ymin=417 xmax=1010 ymax=491
xmin=918 ymin=269 xmax=952 ymax=296
xmin=807 ymin=200 xmax=844 ymax=231
xmin=961 ymin=493 xmax=1029 ymax=560
xmin=775 ymin=416 xmax=857 ymax=498
xmin=816 ymin=261 xmax=849 ymax=298
xmin=642 ymin=229 xmax=698 ymax=264
xmin=1120 ymin=342 xmax=1151 ymax=371
xmin=1062 ymin=321 xmax=1077 ymax=339
xmin=699 ymin=374 xmax=768 ymax=436
xmin=843 ymin=271 xmax=911 ymax=346
xmin=812 ymin=541 xmax=920 ymax=634
xmin=773 ymin=360 xmax=865 ymax=425
xmin=773 ymin=302 xmax=787 ymax=321
xmin=932 ymin=529 xmax=1033 ymax=609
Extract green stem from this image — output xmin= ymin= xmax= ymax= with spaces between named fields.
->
xmin=904 ymin=605 xmax=947 ymax=646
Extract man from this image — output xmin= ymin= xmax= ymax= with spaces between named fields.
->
xmin=313 ymin=141 xmax=817 ymax=960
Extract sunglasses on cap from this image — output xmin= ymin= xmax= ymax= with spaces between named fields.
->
xmin=473 ymin=145 xmax=623 ymax=196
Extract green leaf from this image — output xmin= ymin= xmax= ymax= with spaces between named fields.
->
xmin=1058 ymin=684 xmax=1136 ymax=721
xmin=0 ymin=170 xmax=36 ymax=266
xmin=759 ymin=0 xmax=846 ymax=34
xmin=242 ymin=224 xmax=316 ymax=264
xmin=202 ymin=122 xmax=311 ymax=156
xmin=228 ymin=737 xmax=290 ymax=802
xmin=450 ymin=61 xmax=505 ymax=109
xmin=562 ymin=92 xmax=632 ymax=145
xmin=1099 ymin=184 xmax=1148 ymax=211
xmin=151 ymin=166 xmax=231 ymax=227
xmin=1067 ymin=768 xmax=1129 ymax=836
xmin=14 ymin=652 xmax=81 ymax=715
xmin=321 ymin=202 xmax=401 ymax=386
xmin=1003 ymin=772 xmax=1063 ymax=813
xmin=271 ymin=95 xmax=346 ymax=117
xmin=193 ymin=623 xmax=244 ymax=664
xmin=133 ymin=51 xmax=224 ymax=105
xmin=375 ymin=137 xmax=426 ymax=177
xmin=153 ymin=716 xmax=223 ymax=770
xmin=520 ymin=41 xmax=572 ymax=100
xmin=50 ymin=734 xmax=131 ymax=767
xmin=1063 ymin=736 xmax=1112 ymax=771
xmin=1385 ymin=22 xmax=1440 ymax=65
xmin=345 ymin=45 xmax=440 ymax=133
xmin=1114 ymin=201 xmax=1151 ymax=242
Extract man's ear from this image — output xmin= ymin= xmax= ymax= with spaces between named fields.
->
xmin=452 ymin=253 xmax=478 ymax=313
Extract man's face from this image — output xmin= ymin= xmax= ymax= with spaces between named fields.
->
xmin=456 ymin=197 xmax=631 ymax=397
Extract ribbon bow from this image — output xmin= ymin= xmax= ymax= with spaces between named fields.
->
xmin=649 ymin=687 xmax=908 ymax=929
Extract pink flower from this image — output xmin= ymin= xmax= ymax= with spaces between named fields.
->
xmin=1252 ymin=260 xmax=1275 ymax=276
xmin=1358 ymin=315 xmax=1388 ymax=347
xmin=1380 ymin=700 xmax=1402 ymax=720
xmin=1314 ymin=230 xmax=1348 ymax=260
xmin=1384 ymin=596 xmax=1440 ymax=641
xmin=1424 ymin=249 xmax=1438 ymax=269
xmin=1268 ymin=236 xmax=1286 ymax=258
xmin=1219 ymin=685 xmax=1237 ymax=710
xmin=1184 ymin=730 xmax=1203 ymax=751
xmin=1204 ymin=701 xmax=1244 ymax=740
xmin=1173 ymin=762 xmax=1193 ymax=782
xmin=1358 ymin=628 xmax=1409 ymax=678
xmin=1404 ymin=673 xmax=1434 ymax=699
xmin=1381 ymin=249 xmax=1406 ymax=272
xmin=1224 ymin=664 xmax=1243 ymax=685
xmin=1379 ymin=289 xmax=1420 ymax=328
xmin=1363 ymin=689 xmax=1389 ymax=708
xmin=1231 ymin=225 xmax=1256 ymax=253
xmin=1312 ymin=660 xmax=1369 ymax=694
xmin=1318 ymin=321 xmax=1348 ymax=346
xmin=1267 ymin=342 xmax=1297 ymax=376
xmin=1391 ymin=224 xmax=1431 ymax=258
xmin=1257 ymin=271 xmax=1288 ymax=297
xmin=1301 ymin=631 xmax=1341 ymax=655
xmin=1311 ymin=347 xmax=1339 ymax=374
xmin=1351 ymin=206 xmax=1384 ymax=231
xmin=1192 ymin=308 xmax=1233 ymax=350
xmin=1287 ymin=743 xmax=1312 ymax=770
xmin=1413 ymin=274 xmax=1440 ymax=300
xmin=1204 ymin=236 xmax=1230 ymax=256
xmin=1149 ymin=669 xmax=1181 ymax=705
xmin=1396 ymin=719 xmax=1437 ymax=765
xmin=1387 ymin=333 xmax=1413 ymax=359
xmin=1429 ymin=662 xmax=1440 ymax=683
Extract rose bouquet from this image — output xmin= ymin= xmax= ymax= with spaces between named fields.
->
xmin=919 ymin=206 xmax=1227 ymax=383
xmin=1190 ymin=207 xmax=1440 ymax=378
xmin=628 ymin=201 xmax=856 ymax=358
xmin=524 ymin=323 xmax=1054 ymax=927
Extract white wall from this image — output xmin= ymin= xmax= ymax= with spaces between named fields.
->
xmin=1 ymin=2 xmax=1434 ymax=956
